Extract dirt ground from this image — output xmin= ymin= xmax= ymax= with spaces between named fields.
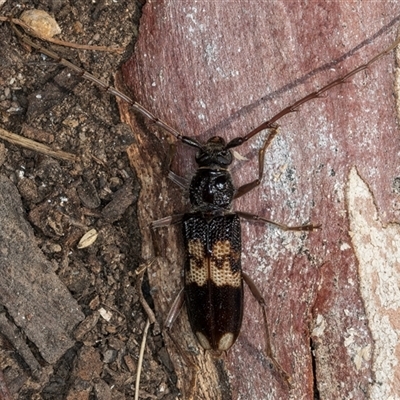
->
xmin=0 ymin=1 xmax=178 ymax=399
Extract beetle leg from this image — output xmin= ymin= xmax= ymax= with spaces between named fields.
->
xmin=234 ymin=126 xmax=279 ymax=199
xmin=242 ymin=272 xmax=291 ymax=387
xmin=151 ymin=212 xmax=199 ymax=398
xmin=150 ymin=214 xmax=184 ymax=257
xmin=138 ymin=215 xmax=182 ymax=328
xmin=164 ymin=289 xmax=198 ymax=399
xmin=167 ymin=142 xmax=190 ymax=189
xmin=151 ymin=214 xmax=183 ymax=229
xmin=164 ymin=288 xmax=185 ymax=330
xmin=168 ymin=171 xmax=190 ymax=189
xmin=237 ymin=211 xmax=320 ymax=231
xmin=136 ymin=262 xmax=197 ymax=398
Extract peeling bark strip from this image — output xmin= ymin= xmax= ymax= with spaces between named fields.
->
xmin=120 ymin=2 xmax=400 ymax=399
xmin=347 ymin=168 xmax=400 ymax=399
xmin=0 ymin=175 xmax=84 ymax=364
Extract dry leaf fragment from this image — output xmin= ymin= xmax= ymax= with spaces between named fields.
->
xmin=77 ymin=228 xmax=98 ymax=249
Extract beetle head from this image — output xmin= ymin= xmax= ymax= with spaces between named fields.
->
xmin=195 ymin=136 xmax=233 ymax=168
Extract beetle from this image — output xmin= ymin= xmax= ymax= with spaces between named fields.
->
xmin=9 ymin=15 xmax=400 ymax=398
xmin=153 ymin=131 xmax=318 ymax=357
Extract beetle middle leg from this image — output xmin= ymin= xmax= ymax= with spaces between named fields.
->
xmin=237 ymin=211 xmax=320 ymax=231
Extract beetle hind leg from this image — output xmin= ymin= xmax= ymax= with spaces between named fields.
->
xmin=164 ymin=289 xmax=199 ymax=399
xmin=242 ymin=272 xmax=292 ymax=387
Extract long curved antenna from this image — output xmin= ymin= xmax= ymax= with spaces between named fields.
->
xmin=10 ymin=19 xmax=400 ymax=152
xmin=9 ymin=21 xmax=192 ymax=143
xmin=226 ymin=32 xmax=400 ymax=149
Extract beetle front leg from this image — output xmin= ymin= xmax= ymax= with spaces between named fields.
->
xmin=234 ymin=126 xmax=280 ymax=199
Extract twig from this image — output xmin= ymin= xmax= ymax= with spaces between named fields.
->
xmin=0 ymin=16 xmax=124 ymax=53
xmin=0 ymin=127 xmax=77 ymax=162
xmin=135 ymin=318 xmax=150 ymax=400
xmin=135 ymin=260 xmax=160 ymax=333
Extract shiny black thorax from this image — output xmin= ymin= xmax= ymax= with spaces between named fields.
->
xmin=182 ymin=136 xmax=244 ymax=352
xmin=189 ymin=169 xmax=235 ymax=211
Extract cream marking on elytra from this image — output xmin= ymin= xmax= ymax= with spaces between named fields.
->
xmin=186 ymin=239 xmax=241 ymax=287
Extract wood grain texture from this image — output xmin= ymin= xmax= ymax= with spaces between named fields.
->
xmin=0 ymin=175 xmax=84 ymax=364
xmin=119 ymin=1 xmax=400 ymax=398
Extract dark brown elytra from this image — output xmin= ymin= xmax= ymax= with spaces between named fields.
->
xmin=7 ymin=12 xmax=400 ymax=400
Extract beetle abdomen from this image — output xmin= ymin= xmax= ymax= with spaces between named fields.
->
xmin=183 ymin=213 xmax=243 ymax=352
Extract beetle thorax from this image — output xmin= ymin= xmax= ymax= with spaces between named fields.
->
xmin=189 ymin=168 xmax=235 ymax=211
xmin=188 ymin=136 xmax=235 ymax=211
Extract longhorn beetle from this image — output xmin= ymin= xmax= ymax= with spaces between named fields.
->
xmin=9 ymin=18 xmax=400 ymax=398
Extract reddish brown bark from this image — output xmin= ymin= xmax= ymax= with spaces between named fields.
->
xmin=120 ymin=2 xmax=400 ymax=399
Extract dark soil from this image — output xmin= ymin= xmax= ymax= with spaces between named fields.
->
xmin=0 ymin=1 xmax=177 ymax=399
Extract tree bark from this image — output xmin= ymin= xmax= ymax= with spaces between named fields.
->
xmin=119 ymin=2 xmax=400 ymax=398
